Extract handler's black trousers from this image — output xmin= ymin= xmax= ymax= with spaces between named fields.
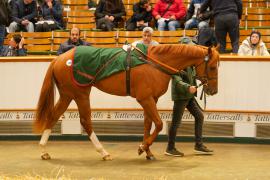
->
xmin=167 ymin=98 xmax=204 ymax=150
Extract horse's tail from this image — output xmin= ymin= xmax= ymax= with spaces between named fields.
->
xmin=34 ymin=59 xmax=57 ymax=133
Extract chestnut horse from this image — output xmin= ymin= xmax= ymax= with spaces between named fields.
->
xmin=34 ymin=44 xmax=219 ymax=161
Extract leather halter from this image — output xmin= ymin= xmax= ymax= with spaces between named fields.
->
xmin=194 ymin=55 xmax=210 ymax=87
xmin=193 ymin=52 xmax=218 ymax=109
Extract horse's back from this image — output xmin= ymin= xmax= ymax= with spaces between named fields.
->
xmin=95 ymin=64 xmax=170 ymax=99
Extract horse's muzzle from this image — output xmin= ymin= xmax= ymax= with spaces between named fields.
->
xmin=204 ymin=86 xmax=218 ymax=95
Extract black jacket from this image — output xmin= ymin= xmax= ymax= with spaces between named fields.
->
xmin=0 ymin=0 xmax=12 ymax=26
xmin=39 ymin=0 xmax=63 ymax=28
xmin=57 ymin=39 xmax=91 ymax=55
xmin=200 ymin=0 xmax=242 ymax=19
xmin=131 ymin=2 xmax=152 ymax=23
xmin=11 ymin=0 xmax=37 ymax=23
xmin=95 ymin=0 xmax=126 ymax=21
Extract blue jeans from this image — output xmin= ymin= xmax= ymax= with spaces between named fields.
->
xmin=157 ymin=19 xmax=180 ymax=31
xmin=0 ymin=25 xmax=5 ymax=51
xmin=185 ymin=18 xmax=209 ymax=30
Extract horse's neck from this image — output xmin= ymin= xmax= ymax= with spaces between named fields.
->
xmin=151 ymin=67 xmax=171 ymax=93
xmin=148 ymin=44 xmax=206 ymax=71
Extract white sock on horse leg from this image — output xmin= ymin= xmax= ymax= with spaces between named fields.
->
xmin=39 ymin=129 xmax=51 ymax=153
xmin=90 ymin=131 xmax=109 ymax=157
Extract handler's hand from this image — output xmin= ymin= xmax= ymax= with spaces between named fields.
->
xmin=189 ymin=86 xmax=197 ymax=94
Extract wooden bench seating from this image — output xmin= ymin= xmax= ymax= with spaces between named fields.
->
xmin=62 ymin=0 xmax=88 ymax=11
xmin=21 ymin=32 xmax=52 ymax=54
xmin=85 ymin=31 xmax=118 ymax=48
xmin=3 ymin=29 xmax=269 ymax=55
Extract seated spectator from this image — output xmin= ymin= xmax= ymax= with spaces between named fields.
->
xmin=238 ymin=31 xmax=269 ymax=56
xmin=152 ymin=0 xmax=186 ymax=31
xmin=35 ymin=0 xmax=63 ymax=32
xmin=184 ymin=0 xmax=210 ymax=30
xmin=0 ymin=34 xmax=27 ymax=56
xmin=0 ymin=0 xmax=12 ymax=51
xmin=57 ymin=27 xmax=91 ymax=55
xmin=88 ymin=0 xmax=97 ymax=10
xmin=0 ymin=25 xmax=5 ymax=52
xmin=95 ymin=0 xmax=126 ymax=31
xmin=9 ymin=0 xmax=37 ymax=32
xmin=126 ymin=0 xmax=153 ymax=31
xmin=132 ymin=27 xmax=159 ymax=46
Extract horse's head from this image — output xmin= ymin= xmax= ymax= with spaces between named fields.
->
xmin=195 ymin=46 xmax=219 ymax=95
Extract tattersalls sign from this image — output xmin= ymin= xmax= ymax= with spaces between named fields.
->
xmin=0 ymin=110 xmax=269 ymax=123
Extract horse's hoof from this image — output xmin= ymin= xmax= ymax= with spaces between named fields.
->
xmin=146 ymin=155 xmax=156 ymax=161
xmin=41 ymin=153 xmax=51 ymax=160
xmin=138 ymin=144 xmax=145 ymax=155
xmin=103 ymin=154 xmax=113 ymax=161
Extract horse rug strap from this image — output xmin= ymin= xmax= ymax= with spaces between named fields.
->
xmin=72 ymin=45 xmax=147 ymax=86
xmin=125 ymin=46 xmax=132 ymax=95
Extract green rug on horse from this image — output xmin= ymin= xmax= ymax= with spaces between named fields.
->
xmin=72 ymin=44 xmax=147 ymax=86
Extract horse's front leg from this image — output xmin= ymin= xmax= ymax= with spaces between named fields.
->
xmin=75 ymin=96 xmax=112 ymax=161
xmin=140 ymin=112 xmax=156 ymax=160
xmin=138 ymin=97 xmax=163 ymax=159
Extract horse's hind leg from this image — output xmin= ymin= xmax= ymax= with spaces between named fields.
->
xmin=39 ymin=95 xmax=72 ymax=160
xmin=74 ymin=97 xmax=112 ymax=160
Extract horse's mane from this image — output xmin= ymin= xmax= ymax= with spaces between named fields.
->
xmin=149 ymin=44 xmax=208 ymax=58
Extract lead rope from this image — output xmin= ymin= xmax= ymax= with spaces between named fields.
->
xmin=199 ymin=88 xmax=206 ymax=110
xmin=196 ymin=82 xmax=207 ymax=110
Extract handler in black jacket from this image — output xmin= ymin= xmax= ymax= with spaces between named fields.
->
xmin=200 ymin=0 xmax=242 ymax=54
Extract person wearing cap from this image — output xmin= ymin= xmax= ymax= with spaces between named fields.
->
xmin=238 ymin=31 xmax=269 ymax=56
xmin=0 ymin=34 xmax=27 ymax=56
xmin=132 ymin=27 xmax=159 ymax=46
